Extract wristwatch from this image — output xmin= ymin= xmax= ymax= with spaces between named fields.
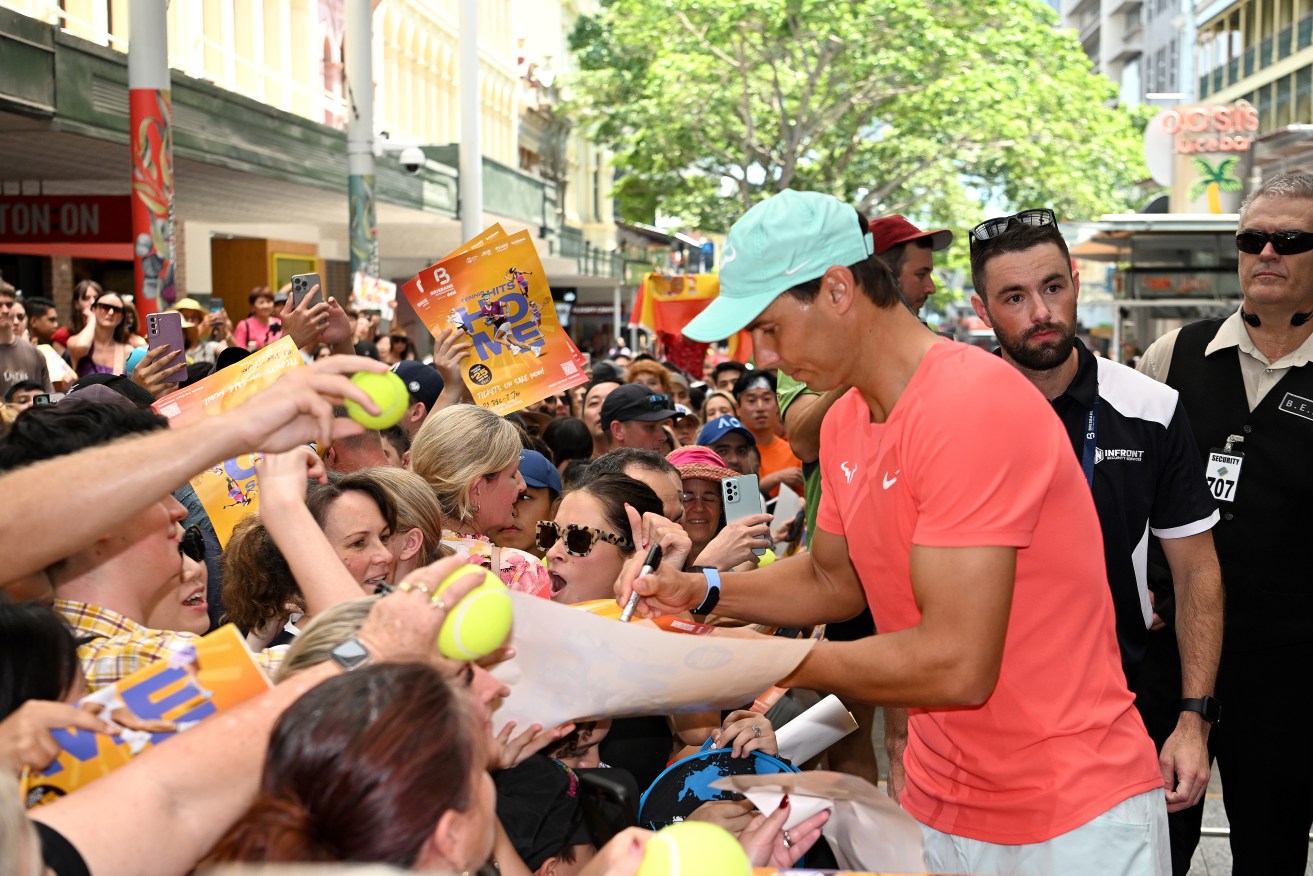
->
xmin=1179 ymin=696 xmax=1221 ymax=725
xmin=330 ymin=638 xmax=372 ymax=672
xmin=686 ymin=566 xmax=722 ymax=615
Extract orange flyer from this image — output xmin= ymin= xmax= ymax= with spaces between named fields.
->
xmin=22 ymin=624 xmax=271 ymax=807
xmin=402 ymin=227 xmax=588 ymax=415
xmin=152 ymin=336 xmax=303 ymax=544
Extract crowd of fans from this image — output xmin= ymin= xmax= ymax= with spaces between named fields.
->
xmin=3 ymin=171 xmax=1311 ymax=876
xmin=0 ymin=271 xmax=831 ymax=876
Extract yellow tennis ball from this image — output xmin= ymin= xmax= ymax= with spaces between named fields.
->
xmin=758 ymin=548 xmax=777 ymax=566
xmin=435 ymin=567 xmax=513 ymax=660
xmin=344 ymin=371 xmax=409 ymax=430
xmin=637 ymin=821 xmax=750 ymax=876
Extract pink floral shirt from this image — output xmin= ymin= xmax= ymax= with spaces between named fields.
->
xmin=441 ymin=531 xmax=551 ymax=599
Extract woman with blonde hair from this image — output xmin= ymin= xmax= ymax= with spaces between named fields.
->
xmin=353 ymin=465 xmax=451 ymax=580
xmin=700 ymin=389 xmax=738 ymax=423
xmin=410 ymin=404 xmax=551 ymax=598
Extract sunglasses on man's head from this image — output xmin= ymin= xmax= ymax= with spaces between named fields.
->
xmin=1235 ymin=230 xmax=1313 ymax=256
xmin=535 ymin=520 xmax=634 ymax=557
xmin=642 ymin=393 xmax=673 ymax=411
xmin=968 ymin=209 xmax=1058 ymax=249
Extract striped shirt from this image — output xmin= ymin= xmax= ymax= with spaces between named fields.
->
xmin=55 ymin=600 xmax=284 ymax=691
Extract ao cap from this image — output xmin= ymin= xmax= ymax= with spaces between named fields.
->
xmin=869 ymin=215 xmax=954 ymax=255
xmin=696 ymin=415 xmax=756 ymax=448
xmin=392 ymin=360 xmax=444 ymax=412
xmin=683 ymin=190 xmax=874 ymax=342
xmin=599 ymin=383 xmax=679 ymax=429
xmin=518 ymin=449 xmax=562 ymax=497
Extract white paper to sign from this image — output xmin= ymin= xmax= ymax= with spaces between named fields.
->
xmin=711 ymin=771 xmax=926 ymax=874
xmin=770 ymin=484 xmax=802 ymax=550
xmin=774 ymin=694 xmax=859 ymax=765
xmin=490 ymin=593 xmax=815 ymax=730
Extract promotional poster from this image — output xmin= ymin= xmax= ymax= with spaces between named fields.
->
xmin=402 ymin=226 xmax=588 ymax=415
xmin=22 ymin=625 xmax=270 ymax=807
xmin=152 ymin=336 xmax=303 ymax=544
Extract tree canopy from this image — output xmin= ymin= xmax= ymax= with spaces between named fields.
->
xmin=568 ymin=0 xmax=1154 ymax=231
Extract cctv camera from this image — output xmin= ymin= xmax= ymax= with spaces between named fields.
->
xmin=399 ymin=146 xmax=425 ymax=175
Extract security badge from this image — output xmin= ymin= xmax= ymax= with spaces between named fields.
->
xmin=1205 ymin=434 xmax=1245 ymax=503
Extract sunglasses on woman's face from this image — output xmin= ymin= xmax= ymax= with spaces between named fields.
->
xmin=535 ymin=520 xmax=634 ymax=557
xmin=93 ymin=301 xmax=124 ymax=315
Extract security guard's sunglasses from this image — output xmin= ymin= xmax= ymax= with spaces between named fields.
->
xmin=1235 ymin=230 xmax=1313 ymax=255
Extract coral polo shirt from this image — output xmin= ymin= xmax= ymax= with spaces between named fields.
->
xmin=817 ymin=341 xmax=1162 ymax=844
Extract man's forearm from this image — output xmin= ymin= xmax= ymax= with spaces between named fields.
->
xmin=711 ymin=551 xmax=867 ymax=629
xmin=1169 ymin=539 xmax=1224 ymax=701
xmin=1 ymin=417 xmax=245 ymax=580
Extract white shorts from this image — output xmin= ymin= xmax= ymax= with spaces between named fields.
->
xmin=919 ymin=788 xmax=1170 ymax=876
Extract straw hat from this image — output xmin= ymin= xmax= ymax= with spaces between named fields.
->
xmin=667 ymin=446 xmax=737 ymax=482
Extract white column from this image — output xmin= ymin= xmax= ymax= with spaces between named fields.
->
xmin=460 ymin=0 xmax=483 ymax=240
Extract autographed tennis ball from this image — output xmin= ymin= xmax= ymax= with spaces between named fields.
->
xmin=344 ymin=371 xmax=409 ymax=430
xmin=435 ymin=567 xmax=513 ymax=660
xmin=638 ymin=822 xmax=750 ymax=876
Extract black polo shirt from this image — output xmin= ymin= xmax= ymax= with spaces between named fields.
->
xmin=1049 ymin=339 xmax=1218 ymax=668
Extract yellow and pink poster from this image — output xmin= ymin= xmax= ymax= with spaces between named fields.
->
xmin=403 ymin=226 xmax=587 ymax=415
xmin=152 ymin=336 xmax=303 ymax=544
xmin=22 ymin=624 xmax=270 ymax=807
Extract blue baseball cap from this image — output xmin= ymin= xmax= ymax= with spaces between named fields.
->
xmin=697 ymin=415 xmax=756 ymax=448
xmin=683 ymin=190 xmax=875 ymax=342
xmin=518 ymin=449 xmax=562 ymax=496
xmin=393 ymin=361 xmax=444 ymax=412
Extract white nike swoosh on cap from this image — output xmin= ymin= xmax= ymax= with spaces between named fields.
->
xmin=783 ymin=260 xmax=812 ymax=276
xmin=722 ymin=245 xmax=737 ymax=266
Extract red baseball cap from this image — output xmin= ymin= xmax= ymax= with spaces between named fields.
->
xmin=869 ymin=215 xmax=953 ymax=256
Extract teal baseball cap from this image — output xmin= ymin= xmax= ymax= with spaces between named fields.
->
xmin=683 ymin=190 xmax=875 ymax=342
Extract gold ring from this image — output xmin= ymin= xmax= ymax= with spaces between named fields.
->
xmin=752 ymin=724 xmax=762 ymax=738
xmin=412 ymin=583 xmax=431 ymax=595
xmin=397 ymin=581 xmax=414 ymax=593
xmin=782 ymin=830 xmax=792 ymax=848
xmin=432 ymin=597 xmax=448 ymax=611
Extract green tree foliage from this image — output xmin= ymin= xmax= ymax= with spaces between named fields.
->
xmin=568 ymin=0 xmax=1153 ymax=231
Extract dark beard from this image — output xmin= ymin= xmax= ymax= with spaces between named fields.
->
xmin=998 ymin=324 xmax=1076 ymax=372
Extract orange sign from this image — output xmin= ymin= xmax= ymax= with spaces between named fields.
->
xmin=1159 ymin=101 xmax=1258 ymax=154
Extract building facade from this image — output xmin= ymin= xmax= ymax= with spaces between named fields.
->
xmin=0 ymin=0 xmax=625 ymax=348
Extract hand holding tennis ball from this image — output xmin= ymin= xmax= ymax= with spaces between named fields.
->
xmin=344 ymin=370 xmax=409 ymax=430
xmin=637 ymin=821 xmax=750 ymax=876
xmin=435 ymin=566 xmax=514 ymax=660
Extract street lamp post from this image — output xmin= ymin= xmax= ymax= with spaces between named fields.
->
xmin=346 ymin=0 xmax=378 ymax=281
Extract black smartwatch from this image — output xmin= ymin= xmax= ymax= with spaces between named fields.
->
xmin=1179 ymin=696 xmax=1221 ymax=725
xmin=686 ymin=566 xmax=722 ymax=615
xmin=330 ymin=638 xmax=372 ymax=672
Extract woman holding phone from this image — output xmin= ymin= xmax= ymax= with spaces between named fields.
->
xmin=67 ymin=290 xmax=134 ymax=377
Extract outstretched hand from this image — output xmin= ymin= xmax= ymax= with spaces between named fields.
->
xmin=225 ymin=355 xmax=386 ymax=455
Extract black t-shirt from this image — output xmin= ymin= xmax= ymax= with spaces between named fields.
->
xmin=36 ymin=821 xmax=90 ymax=876
xmin=1048 ymin=340 xmax=1218 ymax=667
